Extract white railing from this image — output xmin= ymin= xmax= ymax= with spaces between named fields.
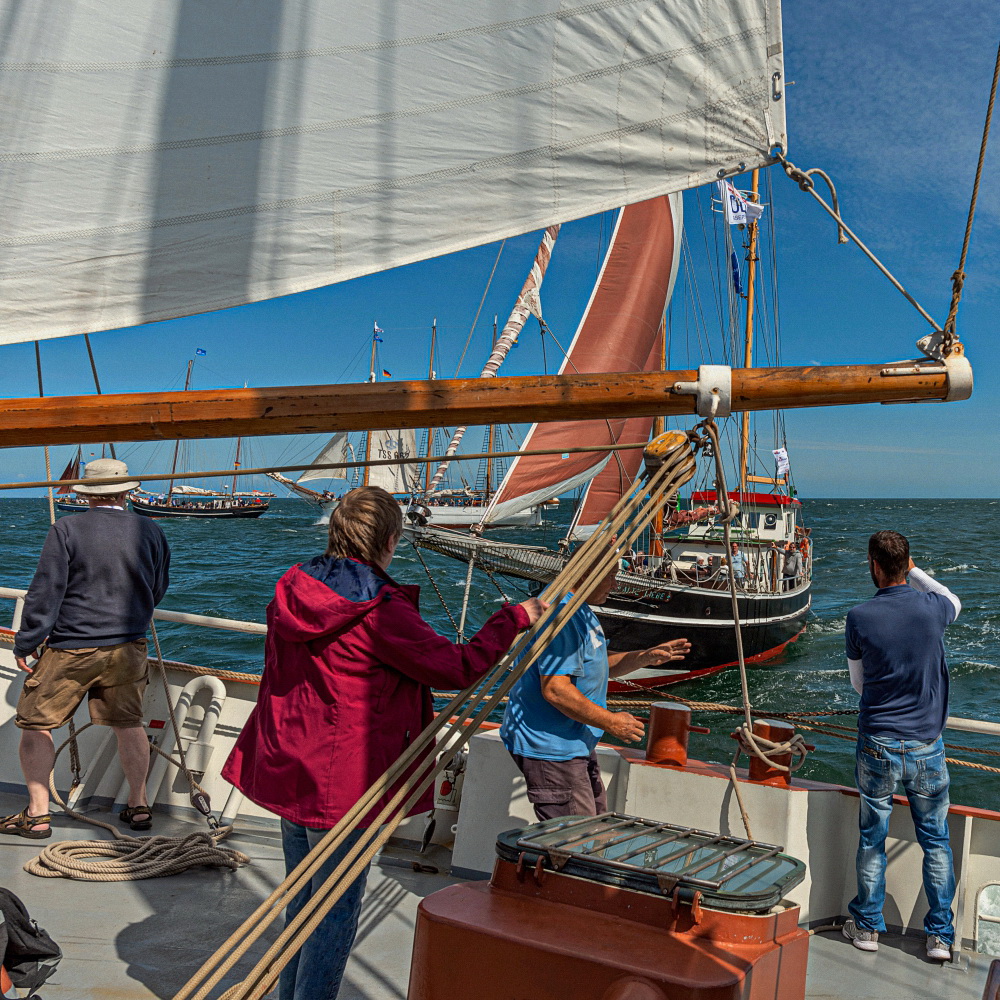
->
xmin=3 ymin=586 xmax=999 ymax=738
xmin=0 ymin=586 xmax=266 ymax=636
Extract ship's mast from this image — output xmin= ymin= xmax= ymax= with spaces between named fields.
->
xmin=231 ymin=436 xmax=242 ymax=497
xmin=167 ymin=358 xmax=194 ymax=496
xmin=362 ymin=325 xmax=379 ymax=488
xmin=652 ymin=314 xmax=666 ymax=557
xmin=485 ymin=316 xmax=497 ymax=497
xmin=738 ymin=169 xmax=761 ymax=497
xmin=423 ymin=319 xmax=437 ymax=492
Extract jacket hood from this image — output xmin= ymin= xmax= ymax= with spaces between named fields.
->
xmin=269 ymin=556 xmax=415 ymax=642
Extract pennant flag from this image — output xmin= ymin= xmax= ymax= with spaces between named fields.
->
xmin=773 ymin=447 xmax=790 ymax=475
xmin=381 ymin=368 xmax=392 ymax=378
xmin=730 ymin=251 xmax=743 ymax=296
xmin=373 ymin=322 xmax=384 ymax=342
xmin=195 ymin=347 xmax=207 ymax=355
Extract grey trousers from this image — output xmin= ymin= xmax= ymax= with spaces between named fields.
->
xmin=510 ymin=750 xmax=608 ymax=822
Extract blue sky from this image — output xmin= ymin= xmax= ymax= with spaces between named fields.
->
xmin=2 ymin=3 xmax=997 ymax=498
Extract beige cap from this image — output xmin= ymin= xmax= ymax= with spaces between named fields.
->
xmin=72 ymin=458 xmax=141 ymax=495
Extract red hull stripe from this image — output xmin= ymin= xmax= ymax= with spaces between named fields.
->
xmin=608 ymin=625 xmax=807 ymax=692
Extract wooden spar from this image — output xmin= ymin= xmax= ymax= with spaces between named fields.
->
xmin=738 ymin=169 xmax=760 ymax=496
xmin=0 ymin=359 xmax=969 ymax=449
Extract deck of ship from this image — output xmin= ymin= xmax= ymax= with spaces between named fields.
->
xmin=0 ymin=792 xmax=993 ymax=1000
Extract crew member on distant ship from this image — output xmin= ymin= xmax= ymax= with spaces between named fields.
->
xmin=222 ymin=486 xmax=545 ymax=1000
xmin=500 ymin=557 xmax=691 ymax=820
xmin=781 ymin=540 xmax=803 ymax=590
xmin=728 ymin=542 xmax=746 ymax=587
xmin=841 ymin=530 xmax=960 ymax=962
xmin=664 ymin=500 xmax=717 ymax=530
xmin=3 ymin=460 xmax=169 ymax=838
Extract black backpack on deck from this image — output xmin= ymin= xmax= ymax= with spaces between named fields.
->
xmin=0 ymin=888 xmax=61 ymax=995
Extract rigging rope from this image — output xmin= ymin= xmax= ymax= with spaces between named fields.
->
xmin=407 ymin=539 xmax=460 ymax=633
xmin=3 ymin=441 xmax=650 ymax=495
xmin=941 ymin=39 xmax=1000 ymax=356
xmin=174 ymin=434 xmax=699 ymax=1000
xmin=771 ymin=149 xmax=943 ymax=335
xmin=701 ymin=420 xmax=808 ymax=839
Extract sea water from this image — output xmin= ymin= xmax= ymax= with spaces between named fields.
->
xmin=2 ymin=498 xmax=997 ymax=809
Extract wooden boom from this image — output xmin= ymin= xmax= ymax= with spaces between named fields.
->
xmin=0 ymin=359 xmax=970 ymax=448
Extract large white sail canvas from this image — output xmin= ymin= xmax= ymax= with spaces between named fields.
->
xmin=0 ymin=0 xmax=785 ymax=345
xmin=368 ymin=430 xmax=419 ymax=494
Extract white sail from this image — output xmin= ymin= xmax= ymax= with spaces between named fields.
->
xmin=169 ymin=484 xmax=223 ymax=496
xmin=0 ymin=0 xmax=786 ymax=345
xmin=368 ymin=430 xmax=419 ymax=494
xmin=298 ymin=433 xmax=350 ymax=484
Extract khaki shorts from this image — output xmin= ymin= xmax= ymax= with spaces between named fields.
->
xmin=16 ymin=640 xmax=150 ymax=731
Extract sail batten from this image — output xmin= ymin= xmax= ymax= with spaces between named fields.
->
xmin=0 ymin=0 xmax=785 ymax=345
xmin=484 ymin=193 xmax=683 ymax=524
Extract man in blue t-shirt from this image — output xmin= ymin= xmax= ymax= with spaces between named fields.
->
xmin=500 ymin=561 xmax=691 ymax=821
xmin=841 ymin=530 xmax=961 ymax=963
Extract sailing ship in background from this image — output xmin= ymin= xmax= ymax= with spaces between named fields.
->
xmin=53 ymin=448 xmax=89 ymax=511
xmin=410 ymin=180 xmax=812 ymax=688
xmin=267 ymin=333 xmax=545 ymax=527
xmin=130 ymin=358 xmax=275 ymax=519
xmin=269 ymin=233 xmax=568 ymax=530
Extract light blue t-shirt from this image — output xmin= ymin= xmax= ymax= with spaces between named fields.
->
xmin=500 ymin=598 xmax=609 ymax=761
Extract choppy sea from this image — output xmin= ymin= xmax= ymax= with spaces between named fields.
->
xmin=2 ymin=498 xmax=997 ymax=809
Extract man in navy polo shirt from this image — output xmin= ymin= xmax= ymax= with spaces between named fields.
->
xmin=841 ymin=530 xmax=961 ymax=962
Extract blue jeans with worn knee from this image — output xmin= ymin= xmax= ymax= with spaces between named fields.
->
xmin=279 ymin=820 xmax=370 ymax=1000
xmin=848 ymin=734 xmax=955 ymax=944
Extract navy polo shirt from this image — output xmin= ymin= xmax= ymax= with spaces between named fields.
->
xmin=845 ymin=585 xmax=956 ymax=741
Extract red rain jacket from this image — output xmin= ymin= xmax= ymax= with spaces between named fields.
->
xmin=222 ymin=556 xmax=529 ymax=829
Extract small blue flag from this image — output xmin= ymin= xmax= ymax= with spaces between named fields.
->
xmin=373 ymin=334 xmax=383 ymax=343
xmin=730 ymin=251 xmax=743 ymax=297
xmin=195 ymin=347 xmax=207 ymax=356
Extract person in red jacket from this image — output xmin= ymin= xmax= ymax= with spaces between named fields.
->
xmin=222 ymin=486 xmax=544 ymax=1000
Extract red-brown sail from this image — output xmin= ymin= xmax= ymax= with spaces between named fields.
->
xmin=569 ymin=328 xmax=664 ymax=539
xmin=484 ymin=194 xmax=682 ymax=524
xmin=55 ymin=448 xmax=82 ymax=495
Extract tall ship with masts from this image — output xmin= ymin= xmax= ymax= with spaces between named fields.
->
xmin=408 ymin=179 xmax=811 ymax=687
xmin=130 ymin=358 xmax=275 ymax=519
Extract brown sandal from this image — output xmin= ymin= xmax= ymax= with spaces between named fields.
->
xmin=0 ymin=807 xmax=52 ymax=840
xmin=119 ymin=805 xmax=152 ymax=831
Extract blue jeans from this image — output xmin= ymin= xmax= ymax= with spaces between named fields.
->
xmin=848 ymin=734 xmax=955 ymax=943
xmin=279 ymin=820 xmax=370 ymax=1000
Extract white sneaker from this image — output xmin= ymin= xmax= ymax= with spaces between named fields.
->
xmin=926 ymin=935 xmax=951 ymax=961
xmin=843 ymin=919 xmax=879 ymax=952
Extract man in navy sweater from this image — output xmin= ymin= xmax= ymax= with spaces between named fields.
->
xmin=2 ymin=460 xmax=170 ymax=839
xmin=841 ymin=530 xmax=960 ymax=962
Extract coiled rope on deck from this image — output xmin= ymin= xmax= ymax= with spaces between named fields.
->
xmin=173 ymin=431 xmax=701 ymax=1000
xmin=23 ymin=623 xmax=250 ymax=881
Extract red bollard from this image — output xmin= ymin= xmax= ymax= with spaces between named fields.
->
xmin=646 ymin=703 xmax=710 ymax=767
xmin=747 ymin=719 xmax=795 ymax=787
